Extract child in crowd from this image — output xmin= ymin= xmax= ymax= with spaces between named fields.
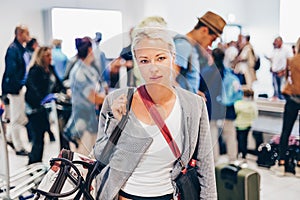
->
xmin=234 ymin=89 xmax=258 ymax=160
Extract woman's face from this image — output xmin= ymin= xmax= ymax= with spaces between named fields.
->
xmin=134 ymin=38 xmax=174 ymax=86
xmin=42 ymin=49 xmax=52 ymax=66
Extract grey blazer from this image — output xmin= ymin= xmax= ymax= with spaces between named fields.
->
xmin=94 ymin=86 xmax=217 ymax=200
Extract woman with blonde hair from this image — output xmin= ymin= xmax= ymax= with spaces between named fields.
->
xmin=25 ymin=46 xmax=65 ymax=164
xmin=94 ymin=27 xmax=216 ymax=199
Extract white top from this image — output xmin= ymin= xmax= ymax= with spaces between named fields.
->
xmin=270 ymin=46 xmax=293 ymax=72
xmin=121 ymin=95 xmax=182 ymax=196
xmin=224 ymin=45 xmax=238 ymax=68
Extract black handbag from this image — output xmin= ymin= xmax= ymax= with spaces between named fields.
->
xmin=138 ymin=85 xmax=201 ymax=200
xmin=174 ymin=137 xmax=201 ymax=200
xmin=175 ymin=162 xmax=201 ymax=200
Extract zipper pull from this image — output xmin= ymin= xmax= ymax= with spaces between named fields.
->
xmin=189 ymin=159 xmax=197 ymax=167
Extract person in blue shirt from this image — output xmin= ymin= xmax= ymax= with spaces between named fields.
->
xmin=51 ymin=39 xmax=68 ymax=81
xmin=174 ymin=11 xmax=226 ymax=96
xmin=93 ymin=32 xmax=110 ymax=86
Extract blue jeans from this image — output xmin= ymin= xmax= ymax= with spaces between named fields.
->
xmin=272 ymin=72 xmax=284 ymax=99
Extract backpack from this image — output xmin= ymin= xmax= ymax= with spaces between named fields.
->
xmin=254 ymin=56 xmax=261 ymax=71
xmin=256 ymin=143 xmax=278 ymax=168
xmin=217 ymin=68 xmax=243 ymax=106
xmin=251 ymin=48 xmax=260 ymax=71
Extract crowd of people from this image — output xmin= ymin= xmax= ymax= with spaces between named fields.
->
xmin=1 ymin=10 xmax=300 ymax=199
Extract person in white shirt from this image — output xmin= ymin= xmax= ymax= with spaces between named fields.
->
xmin=234 ymin=35 xmax=257 ymax=90
xmin=266 ymin=36 xmax=293 ymax=100
xmin=224 ymin=41 xmax=238 ymax=69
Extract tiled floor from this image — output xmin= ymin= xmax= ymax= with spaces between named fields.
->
xmin=1 ymin=128 xmax=300 ymax=199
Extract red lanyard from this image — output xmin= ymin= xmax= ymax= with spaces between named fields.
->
xmin=137 ymin=85 xmax=181 ymax=160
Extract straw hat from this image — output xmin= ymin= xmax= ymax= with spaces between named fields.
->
xmin=198 ymin=11 xmax=226 ymax=36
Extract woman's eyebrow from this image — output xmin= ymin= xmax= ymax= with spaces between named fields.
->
xmin=137 ymin=55 xmax=148 ymax=59
xmin=155 ymin=52 xmax=168 ymax=57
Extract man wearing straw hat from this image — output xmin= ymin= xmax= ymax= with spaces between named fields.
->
xmin=174 ymin=11 xmax=226 ymax=94
xmin=174 ymin=11 xmax=234 ymax=163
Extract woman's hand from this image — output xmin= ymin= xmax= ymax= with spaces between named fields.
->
xmin=197 ymin=90 xmax=207 ymax=102
xmin=111 ymin=94 xmax=128 ymax=121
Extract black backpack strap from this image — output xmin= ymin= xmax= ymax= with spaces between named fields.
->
xmin=96 ymin=88 xmax=134 ymax=199
xmin=98 ymin=87 xmax=134 ymax=165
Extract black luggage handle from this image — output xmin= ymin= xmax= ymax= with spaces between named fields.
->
xmin=220 ymin=164 xmax=241 ymax=183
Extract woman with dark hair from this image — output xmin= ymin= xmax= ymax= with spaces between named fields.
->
xmin=63 ymin=37 xmax=105 ymax=156
xmin=25 ymin=46 xmax=65 ymax=164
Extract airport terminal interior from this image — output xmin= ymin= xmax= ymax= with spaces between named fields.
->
xmin=1 ymin=0 xmax=300 ymax=199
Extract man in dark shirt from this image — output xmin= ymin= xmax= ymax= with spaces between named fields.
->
xmin=2 ymin=25 xmax=31 ymax=156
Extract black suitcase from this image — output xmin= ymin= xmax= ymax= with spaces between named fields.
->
xmin=215 ymin=163 xmax=260 ymax=200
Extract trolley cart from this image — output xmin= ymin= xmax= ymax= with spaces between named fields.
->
xmin=0 ymin=102 xmax=48 ymax=200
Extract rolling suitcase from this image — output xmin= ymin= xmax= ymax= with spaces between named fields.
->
xmin=215 ymin=163 xmax=260 ymax=200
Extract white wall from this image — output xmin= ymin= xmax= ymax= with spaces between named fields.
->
xmin=241 ymin=0 xmax=280 ymax=54
xmin=144 ymin=0 xmax=245 ymax=34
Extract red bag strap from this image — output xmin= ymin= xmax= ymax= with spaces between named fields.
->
xmin=137 ymin=85 xmax=182 ymax=161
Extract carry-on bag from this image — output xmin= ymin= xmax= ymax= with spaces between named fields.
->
xmin=256 ymin=143 xmax=278 ymax=168
xmin=215 ymin=163 xmax=260 ymax=200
